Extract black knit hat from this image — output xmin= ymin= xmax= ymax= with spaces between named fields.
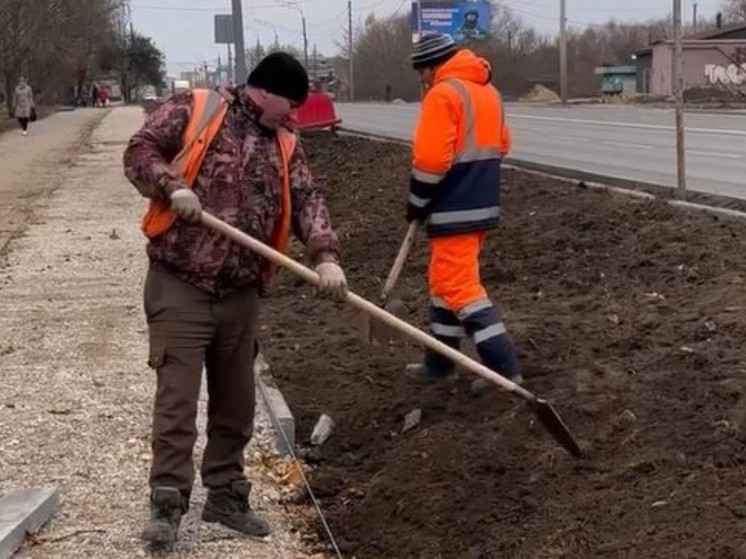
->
xmin=412 ymin=33 xmax=457 ymax=70
xmin=247 ymin=52 xmax=309 ymax=103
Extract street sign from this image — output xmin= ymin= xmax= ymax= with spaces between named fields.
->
xmin=214 ymin=14 xmax=234 ymax=44
xmin=411 ymin=1 xmax=491 ymax=43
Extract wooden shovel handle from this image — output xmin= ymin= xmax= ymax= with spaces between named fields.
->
xmin=200 ymin=211 xmax=535 ymax=401
xmin=379 ymin=221 xmax=418 ymax=304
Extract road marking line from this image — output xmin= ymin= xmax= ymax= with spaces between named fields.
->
xmin=509 ymin=113 xmax=746 ymax=137
xmin=602 ymin=140 xmax=654 ymax=149
xmin=687 ymin=149 xmax=741 ymax=159
xmin=542 ymin=134 xmax=592 ymax=143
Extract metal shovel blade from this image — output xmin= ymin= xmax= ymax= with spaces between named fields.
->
xmin=363 ymin=221 xmax=418 ymax=344
xmin=531 ymin=398 xmax=583 ymax=458
xmin=366 ymin=297 xmax=408 ymax=344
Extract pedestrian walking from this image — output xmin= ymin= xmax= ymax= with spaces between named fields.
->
xmin=99 ymin=86 xmax=109 ymax=107
xmin=13 ymin=77 xmax=35 ymax=136
xmin=91 ymin=84 xmax=100 ymax=108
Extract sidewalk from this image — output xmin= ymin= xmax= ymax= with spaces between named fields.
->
xmin=0 ymin=107 xmax=311 ymax=558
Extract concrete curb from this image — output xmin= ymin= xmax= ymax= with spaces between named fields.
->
xmin=0 ymin=487 xmax=59 ymax=559
xmin=337 ymin=127 xmax=746 ymax=223
xmin=255 ymin=353 xmax=295 ymax=456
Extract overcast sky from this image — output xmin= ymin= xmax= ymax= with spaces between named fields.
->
xmin=130 ymin=0 xmax=727 ymax=76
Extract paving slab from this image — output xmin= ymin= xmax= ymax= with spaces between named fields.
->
xmin=0 ymin=488 xmax=59 ymax=559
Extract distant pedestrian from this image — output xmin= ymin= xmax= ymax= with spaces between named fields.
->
xmin=13 ymin=77 xmax=35 ymax=136
xmin=99 ymin=86 xmax=109 ymax=107
xmin=91 ymin=84 xmax=100 ymax=108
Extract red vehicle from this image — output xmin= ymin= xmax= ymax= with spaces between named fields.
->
xmin=294 ymin=92 xmax=341 ymax=132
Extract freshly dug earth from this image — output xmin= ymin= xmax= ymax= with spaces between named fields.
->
xmin=261 ymin=134 xmax=746 ymax=558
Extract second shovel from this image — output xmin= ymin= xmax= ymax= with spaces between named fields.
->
xmin=363 ymin=220 xmax=418 ymax=343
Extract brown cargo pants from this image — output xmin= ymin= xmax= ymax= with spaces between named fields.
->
xmin=143 ymin=266 xmax=259 ymax=502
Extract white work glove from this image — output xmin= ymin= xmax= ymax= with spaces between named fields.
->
xmin=169 ymin=188 xmax=202 ymax=223
xmin=315 ymin=262 xmax=347 ymax=301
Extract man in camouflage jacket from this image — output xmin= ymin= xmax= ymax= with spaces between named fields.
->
xmin=123 ymin=52 xmax=346 ymax=549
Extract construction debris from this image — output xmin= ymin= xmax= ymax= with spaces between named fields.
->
xmin=519 ymin=84 xmax=560 ymax=103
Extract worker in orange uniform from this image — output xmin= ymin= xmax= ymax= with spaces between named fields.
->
xmin=405 ymin=33 xmax=523 ymax=387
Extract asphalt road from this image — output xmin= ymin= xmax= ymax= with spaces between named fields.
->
xmin=336 ymin=102 xmax=746 ymax=199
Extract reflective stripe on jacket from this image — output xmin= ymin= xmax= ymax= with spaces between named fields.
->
xmin=410 ymin=49 xmax=511 ymax=237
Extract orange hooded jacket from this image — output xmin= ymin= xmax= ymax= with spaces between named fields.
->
xmin=409 ymin=49 xmax=510 ymax=237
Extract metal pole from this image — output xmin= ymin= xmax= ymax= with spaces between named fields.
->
xmin=673 ymin=0 xmax=687 ymax=195
xmin=313 ymin=43 xmax=318 ymax=82
xmin=227 ymin=44 xmax=234 ymax=85
xmin=559 ymin=0 xmax=567 ymax=104
xmin=231 ymin=0 xmax=248 ymax=83
xmin=693 ymin=2 xmax=698 ymax=28
xmin=302 ymin=15 xmax=309 ymax=70
xmin=416 ymin=2 xmax=425 ymax=99
xmin=416 ymin=0 xmax=422 ymax=39
xmin=348 ymin=0 xmax=354 ymax=101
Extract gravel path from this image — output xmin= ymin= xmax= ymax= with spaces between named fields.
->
xmin=0 ymin=107 xmax=315 ymax=559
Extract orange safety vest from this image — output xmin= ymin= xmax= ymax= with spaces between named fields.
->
xmin=141 ymin=89 xmax=297 ymax=276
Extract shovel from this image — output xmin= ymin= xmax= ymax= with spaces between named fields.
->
xmin=363 ymin=220 xmax=418 ymax=343
xmin=200 ymin=211 xmax=583 ymax=458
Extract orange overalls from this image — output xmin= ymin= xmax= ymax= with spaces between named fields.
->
xmin=409 ymin=49 xmax=519 ymax=379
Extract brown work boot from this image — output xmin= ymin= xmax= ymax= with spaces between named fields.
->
xmin=141 ymin=487 xmax=185 ymax=550
xmin=405 ymin=363 xmax=459 ymax=384
xmin=202 ymin=480 xmax=271 ymax=537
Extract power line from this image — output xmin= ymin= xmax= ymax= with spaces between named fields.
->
xmin=131 ymin=0 xmax=323 ymax=10
xmin=507 ymin=5 xmax=623 ymax=28
xmin=504 ymin=0 xmax=670 ymax=12
xmin=392 ymin=0 xmax=409 ymax=16
xmin=309 ymin=7 xmax=348 ymax=28
xmin=357 ymin=0 xmax=400 ymax=13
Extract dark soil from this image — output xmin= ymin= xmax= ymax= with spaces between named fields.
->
xmin=261 ymin=134 xmax=746 ymax=559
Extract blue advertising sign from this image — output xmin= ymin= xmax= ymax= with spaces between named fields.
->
xmin=411 ymin=1 xmax=491 ymax=43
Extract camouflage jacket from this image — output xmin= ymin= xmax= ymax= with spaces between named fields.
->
xmin=123 ymin=87 xmax=340 ymax=297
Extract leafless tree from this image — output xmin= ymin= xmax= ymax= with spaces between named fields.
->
xmin=0 ymin=0 xmax=155 ymax=112
xmin=724 ymin=0 xmax=746 ymax=21
xmin=349 ymin=4 xmax=720 ymax=101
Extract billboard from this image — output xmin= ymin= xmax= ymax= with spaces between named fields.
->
xmin=411 ymin=1 xmax=491 ymax=43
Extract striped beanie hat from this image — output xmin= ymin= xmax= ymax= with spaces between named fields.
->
xmin=412 ymin=33 xmax=457 ymax=70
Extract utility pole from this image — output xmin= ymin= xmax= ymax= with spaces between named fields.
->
xmin=302 ymin=15 xmax=309 ymax=70
xmin=693 ymin=1 xmax=698 ymax=28
xmin=227 ymin=43 xmax=234 ymax=85
xmin=673 ymin=0 xmax=687 ymax=195
xmin=348 ymin=0 xmax=354 ymax=101
xmin=313 ymin=43 xmax=318 ymax=82
xmin=281 ymin=4 xmax=308 ymax=70
xmin=559 ymin=0 xmax=568 ymax=104
xmin=231 ymin=0 xmax=247 ymax=83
